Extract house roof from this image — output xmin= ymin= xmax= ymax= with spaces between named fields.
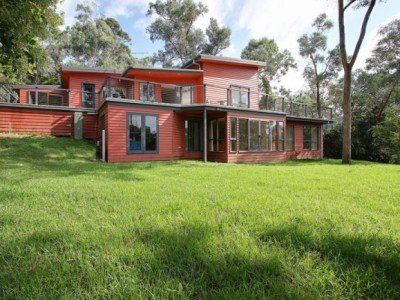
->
xmin=60 ymin=66 xmax=123 ymax=74
xmin=182 ymin=54 xmax=266 ymax=69
xmin=121 ymin=66 xmax=203 ymax=77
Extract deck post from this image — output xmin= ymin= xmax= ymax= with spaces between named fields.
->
xmin=102 ymin=129 xmax=106 ymax=162
xmin=35 ymin=86 xmax=38 ymax=105
xmin=203 ymin=108 xmax=207 ymax=163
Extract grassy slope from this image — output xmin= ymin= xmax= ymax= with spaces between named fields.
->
xmin=0 ymin=134 xmax=399 ymax=299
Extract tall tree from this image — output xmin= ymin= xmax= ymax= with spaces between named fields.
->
xmin=146 ymin=0 xmax=231 ymax=67
xmin=338 ymin=0 xmax=378 ymax=164
xmin=0 ymin=0 xmax=63 ymax=83
xmin=241 ymin=37 xmax=296 ymax=96
xmin=298 ymin=14 xmax=341 ymax=118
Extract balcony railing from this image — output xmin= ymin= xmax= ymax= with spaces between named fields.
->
xmin=1 ymin=79 xmax=333 ymax=120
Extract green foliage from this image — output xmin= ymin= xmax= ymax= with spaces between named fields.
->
xmin=298 ymin=13 xmax=341 ymax=115
xmin=241 ymin=38 xmax=296 ymax=95
xmin=372 ymin=107 xmax=400 ymax=163
xmin=0 ymin=134 xmax=399 ymax=298
xmin=0 ymin=0 xmax=63 ymax=83
xmin=147 ymin=0 xmax=231 ymax=66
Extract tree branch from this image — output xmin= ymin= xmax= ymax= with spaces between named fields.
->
xmin=344 ymin=0 xmax=357 ymax=11
xmin=338 ymin=0 xmax=349 ymax=70
xmin=349 ymin=0 xmax=377 ymax=68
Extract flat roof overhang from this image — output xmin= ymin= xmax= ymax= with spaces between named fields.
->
xmin=286 ymin=115 xmax=333 ymax=124
xmin=122 ymin=67 xmax=203 ymax=80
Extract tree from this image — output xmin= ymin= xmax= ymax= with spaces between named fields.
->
xmin=338 ymin=0 xmax=379 ymax=164
xmin=0 ymin=0 xmax=63 ymax=83
xmin=298 ymin=13 xmax=341 ymax=118
xmin=240 ymin=38 xmax=296 ymax=95
xmin=147 ymin=0 xmax=231 ymax=67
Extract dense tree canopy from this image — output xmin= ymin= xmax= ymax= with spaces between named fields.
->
xmin=0 ymin=0 xmax=63 ymax=83
xmin=147 ymin=0 xmax=231 ymax=67
xmin=241 ymin=38 xmax=296 ymax=96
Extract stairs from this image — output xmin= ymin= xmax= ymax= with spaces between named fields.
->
xmin=0 ymin=84 xmax=19 ymax=103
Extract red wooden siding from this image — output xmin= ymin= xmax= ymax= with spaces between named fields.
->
xmin=201 ymin=62 xmax=260 ymax=109
xmin=105 ymin=104 xmax=184 ymax=162
xmin=0 ymin=107 xmax=73 ymax=136
xmin=286 ymin=121 xmax=323 ymax=160
xmin=83 ymin=113 xmax=98 ymax=140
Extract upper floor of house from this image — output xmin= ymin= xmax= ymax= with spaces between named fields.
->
xmin=0 ymin=55 xmax=333 ymax=120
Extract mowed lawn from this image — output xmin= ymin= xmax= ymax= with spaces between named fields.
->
xmin=0 ymin=134 xmax=399 ymax=299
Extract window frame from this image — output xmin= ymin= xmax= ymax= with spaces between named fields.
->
xmin=82 ymin=83 xmax=96 ymax=108
xmin=126 ymin=112 xmax=159 ymax=154
xmin=48 ymin=94 xmax=64 ymax=106
xmin=178 ymin=85 xmax=194 ymax=104
xmin=29 ymin=91 xmax=48 ymax=105
xmin=185 ymin=119 xmax=203 ymax=152
xmin=230 ymin=117 xmax=238 ymax=153
xmin=229 ymin=85 xmax=250 ymax=108
xmin=208 ymin=117 xmax=226 ymax=153
xmin=303 ymin=125 xmax=319 ymax=150
xmin=286 ymin=124 xmax=295 ymax=151
xmin=140 ymin=82 xmax=155 ymax=102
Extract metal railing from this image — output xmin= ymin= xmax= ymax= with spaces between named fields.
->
xmin=1 ymin=78 xmax=333 ymax=120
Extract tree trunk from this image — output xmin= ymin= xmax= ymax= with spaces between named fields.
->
xmin=316 ymin=80 xmax=321 ymax=118
xmin=342 ymin=67 xmax=352 ymax=164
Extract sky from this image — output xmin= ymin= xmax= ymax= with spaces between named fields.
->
xmin=58 ymin=0 xmax=400 ymax=92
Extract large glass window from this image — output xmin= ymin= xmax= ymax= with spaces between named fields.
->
xmin=230 ymin=86 xmax=249 ymax=108
xmin=303 ymin=126 xmax=319 ymax=150
xmin=185 ymin=120 xmax=202 ymax=152
xmin=249 ymin=120 xmax=260 ymax=151
xmin=286 ymin=125 xmax=295 ymax=151
xmin=29 ymin=92 xmax=64 ymax=106
xmin=230 ymin=118 xmax=237 ymax=152
xmin=209 ymin=118 xmax=226 ymax=152
xmin=140 ymin=82 xmax=155 ymax=102
xmin=238 ymin=118 xmax=249 ymax=151
xmin=277 ymin=121 xmax=284 ymax=151
xmin=82 ymin=83 xmax=95 ymax=108
xmin=260 ymin=121 xmax=269 ymax=151
xmin=128 ymin=114 xmax=158 ymax=153
xmin=179 ymin=86 xmax=194 ymax=104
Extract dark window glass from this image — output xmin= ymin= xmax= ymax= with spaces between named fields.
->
xmin=230 ymin=118 xmax=237 ymax=152
xmin=286 ymin=125 xmax=295 ymax=151
xmin=303 ymin=126 xmax=319 ymax=150
xmin=129 ymin=115 xmax=142 ymax=152
xmin=249 ymin=120 xmax=259 ymax=151
xmin=271 ymin=121 xmax=277 ymax=150
xmin=49 ymin=94 xmax=64 ymax=106
xmin=29 ymin=91 xmax=47 ymax=105
xmin=239 ymin=118 xmax=249 ymax=151
xmin=145 ymin=115 xmax=157 ymax=151
xmin=230 ymin=86 xmax=249 ymax=108
xmin=82 ymin=83 xmax=95 ymax=108
xmin=140 ymin=83 xmax=155 ymax=102
xmin=260 ymin=121 xmax=269 ymax=151
xmin=186 ymin=120 xmax=202 ymax=152
xmin=209 ymin=118 xmax=226 ymax=152
xmin=277 ymin=121 xmax=284 ymax=151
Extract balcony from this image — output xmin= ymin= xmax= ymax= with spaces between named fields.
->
xmin=0 ymin=79 xmax=333 ymax=120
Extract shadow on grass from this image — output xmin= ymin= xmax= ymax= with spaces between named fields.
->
xmin=259 ymin=224 xmax=400 ymax=298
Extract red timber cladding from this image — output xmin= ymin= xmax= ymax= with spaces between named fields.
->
xmin=17 ymin=89 xmax=68 ymax=105
xmin=227 ymin=111 xmax=287 ymax=163
xmin=105 ymin=104 xmax=184 ymax=162
xmin=130 ymin=75 xmax=204 ymax=103
xmin=286 ymin=121 xmax=323 ymax=160
xmin=83 ymin=113 xmax=98 ymax=140
xmin=67 ymin=72 xmax=117 ymax=108
xmin=0 ymin=107 xmax=73 ymax=136
xmin=201 ymin=62 xmax=260 ymax=109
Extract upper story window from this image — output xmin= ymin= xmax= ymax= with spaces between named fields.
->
xmin=140 ymin=82 xmax=155 ymax=102
xmin=160 ymin=85 xmax=194 ymax=104
xmin=178 ymin=86 xmax=194 ymax=104
xmin=230 ymin=86 xmax=249 ymax=108
xmin=29 ymin=92 xmax=65 ymax=106
xmin=82 ymin=83 xmax=95 ymax=108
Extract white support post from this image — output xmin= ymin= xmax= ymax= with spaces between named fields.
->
xmin=102 ymin=129 xmax=106 ymax=162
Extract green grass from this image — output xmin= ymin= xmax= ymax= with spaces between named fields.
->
xmin=0 ymin=134 xmax=399 ymax=299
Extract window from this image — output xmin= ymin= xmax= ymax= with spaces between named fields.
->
xmin=303 ymin=126 xmax=319 ymax=150
xmin=179 ymin=86 xmax=194 ymax=104
xmin=230 ymin=86 xmax=249 ymax=108
xmin=128 ymin=113 xmax=158 ymax=153
xmin=140 ymin=82 xmax=155 ymax=102
xmin=277 ymin=121 xmax=284 ymax=151
xmin=238 ymin=119 xmax=284 ymax=152
xmin=209 ymin=118 xmax=226 ymax=152
xmin=82 ymin=83 xmax=95 ymax=108
xmin=49 ymin=94 xmax=64 ymax=106
xmin=286 ymin=125 xmax=294 ymax=151
xmin=230 ymin=118 xmax=237 ymax=152
xmin=185 ymin=120 xmax=202 ymax=152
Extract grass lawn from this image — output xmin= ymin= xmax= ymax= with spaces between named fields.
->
xmin=0 ymin=134 xmax=399 ymax=299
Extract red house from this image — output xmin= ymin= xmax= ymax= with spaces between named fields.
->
xmin=0 ymin=55 xmax=332 ymax=163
